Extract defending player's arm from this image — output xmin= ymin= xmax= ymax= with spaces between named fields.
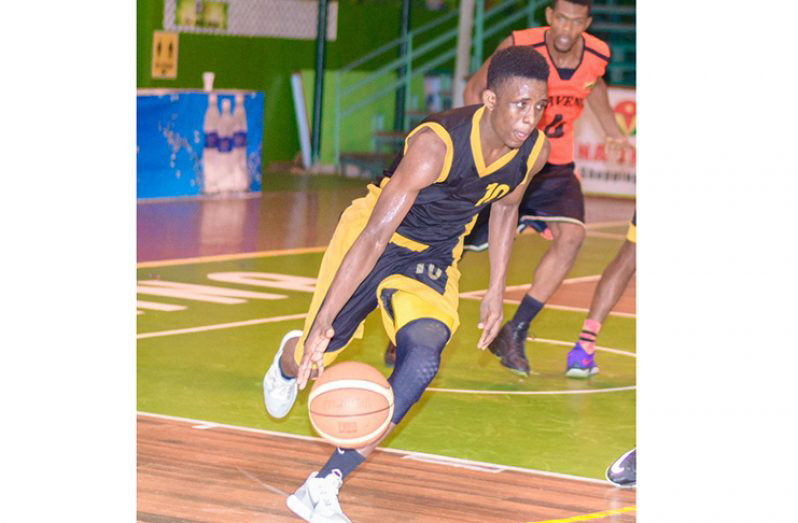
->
xmin=477 ymin=138 xmax=550 ymax=349
xmin=296 ymin=129 xmax=446 ymax=389
xmin=585 ymin=77 xmax=629 ymax=161
xmin=463 ymin=35 xmax=514 ymax=106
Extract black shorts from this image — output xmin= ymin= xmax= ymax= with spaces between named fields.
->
xmin=321 ymin=243 xmax=454 ymax=352
xmin=464 ymin=162 xmax=585 ymax=250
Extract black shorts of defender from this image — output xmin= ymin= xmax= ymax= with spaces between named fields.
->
xmin=314 ymin=242 xmax=453 ymax=354
xmin=463 ymin=162 xmax=585 ymax=251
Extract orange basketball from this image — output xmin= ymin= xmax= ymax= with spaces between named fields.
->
xmin=308 ymin=361 xmax=394 ymax=449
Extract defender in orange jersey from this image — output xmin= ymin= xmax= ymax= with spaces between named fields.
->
xmin=460 ymin=0 xmax=631 ymax=376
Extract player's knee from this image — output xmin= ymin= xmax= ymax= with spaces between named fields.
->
xmin=554 ymin=224 xmax=585 ymax=252
xmin=388 ymin=318 xmax=450 ymax=423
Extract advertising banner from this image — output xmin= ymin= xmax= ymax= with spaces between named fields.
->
xmin=164 ymin=0 xmax=338 ymax=40
xmin=136 ymin=90 xmax=263 ymax=199
xmin=573 ymin=87 xmax=636 ymax=197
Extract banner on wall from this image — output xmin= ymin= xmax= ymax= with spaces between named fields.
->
xmin=573 ymin=87 xmax=636 ymax=197
xmin=164 ymin=0 xmax=338 ymax=40
xmin=136 ymin=90 xmax=263 ymax=199
xmin=175 ymin=0 xmax=229 ymax=30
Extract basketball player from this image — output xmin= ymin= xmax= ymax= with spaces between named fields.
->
xmin=566 ymin=211 xmax=635 ymax=377
xmin=457 ymin=0 xmax=630 ymax=377
xmin=262 ymin=47 xmax=550 ymax=523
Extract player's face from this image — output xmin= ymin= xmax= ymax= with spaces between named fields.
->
xmin=546 ymin=1 xmax=591 ymax=53
xmin=485 ymin=77 xmax=548 ymax=149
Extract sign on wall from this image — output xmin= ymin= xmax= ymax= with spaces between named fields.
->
xmin=137 ymin=91 xmax=264 ymax=199
xmin=573 ymin=87 xmax=636 ymax=197
xmin=163 ymin=0 xmax=338 ymax=40
xmin=151 ymin=31 xmax=179 ymax=79
xmin=175 ymin=0 xmax=228 ymax=30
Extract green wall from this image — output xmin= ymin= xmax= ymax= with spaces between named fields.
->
xmin=137 ymin=0 xmax=450 ymax=166
xmin=301 ymin=70 xmax=425 ymax=166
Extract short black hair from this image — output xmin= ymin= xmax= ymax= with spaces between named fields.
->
xmin=487 ymin=46 xmax=549 ymax=92
xmin=555 ymin=0 xmax=592 ymax=15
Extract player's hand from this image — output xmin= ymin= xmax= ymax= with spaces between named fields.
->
xmin=604 ymin=136 xmax=631 ymax=166
xmin=477 ymin=289 xmax=503 ymax=350
xmin=296 ymin=324 xmax=335 ymax=390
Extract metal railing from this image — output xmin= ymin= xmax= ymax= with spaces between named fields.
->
xmin=332 ymin=0 xmax=635 ymax=166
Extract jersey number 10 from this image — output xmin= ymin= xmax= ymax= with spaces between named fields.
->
xmin=475 ymin=182 xmax=510 ymax=207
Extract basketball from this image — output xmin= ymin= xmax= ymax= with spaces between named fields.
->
xmin=308 ymin=361 xmax=394 ymax=449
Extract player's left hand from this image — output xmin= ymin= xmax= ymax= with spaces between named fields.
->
xmin=477 ymin=289 xmax=504 ymax=349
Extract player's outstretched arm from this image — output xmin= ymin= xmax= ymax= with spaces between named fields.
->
xmin=463 ymin=35 xmax=514 ymax=106
xmin=585 ymin=77 xmax=629 ymax=161
xmin=477 ymin=139 xmax=550 ymax=349
xmin=296 ymin=129 xmax=447 ymax=389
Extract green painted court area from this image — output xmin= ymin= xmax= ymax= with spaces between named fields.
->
xmin=137 ymin=231 xmax=635 ymax=480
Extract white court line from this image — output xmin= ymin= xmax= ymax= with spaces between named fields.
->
xmin=531 ymin=337 xmax=637 ymax=358
xmin=586 ymin=231 xmax=626 ymax=240
xmin=501 ymin=301 xmax=636 ymax=319
xmin=138 ymin=411 xmax=609 ymax=485
xmin=460 ymin=274 xmax=636 ymax=319
xmin=401 ymin=454 xmax=505 ymax=473
xmin=458 ymin=274 xmax=601 ymax=300
xmin=192 ymin=422 xmax=218 ymax=430
xmin=426 ymin=385 xmax=636 ymax=395
xmin=584 ymin=220 xmax=630 ymax=230
xmin=137 ymin=246 xmax=327 ymax=269
xmin=137 ymin=313 xmax=307 ymax=339
xmin=237 ymin=467 xmax=289 ymax=497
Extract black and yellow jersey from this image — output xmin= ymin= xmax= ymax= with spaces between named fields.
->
xmin=380 ymin=104 xmax=547 ymax=261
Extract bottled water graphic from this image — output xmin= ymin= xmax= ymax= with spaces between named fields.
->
xmin=202 ymin=94 xmax=250 ymax=195
xmin=217 ymin=98 xmax=237 ymax=192
xmin=202 ymin=93 xmax=222 ymax=194
xmin=231 ymin=94 xmax=249 ymax=191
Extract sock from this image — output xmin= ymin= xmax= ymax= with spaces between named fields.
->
xmin=510 ymin=295 xmax=545 ymax=332
xmin=578 ymin=319 xmax=602 ymax=354
xmin=318 ymin=447 xmax=366 ymax=479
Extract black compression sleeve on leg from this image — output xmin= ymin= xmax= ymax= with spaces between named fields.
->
xmin=387 ymin=318 xmax=450 ymax=424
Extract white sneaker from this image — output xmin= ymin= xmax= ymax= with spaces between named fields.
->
xmin=286 ymin=471 xmax=351 ymax=523
xmin=262 ymin=330 xmax=302 ymax=419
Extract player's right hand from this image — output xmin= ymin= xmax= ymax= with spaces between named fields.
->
xmin=296 ymin=325 xmax=335 ymax=390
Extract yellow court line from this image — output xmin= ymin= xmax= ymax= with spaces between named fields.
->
xmin=527 ymin=506 xmax=636 ymax=523
xmin=136 ymin=246 xmax=327 ymax=269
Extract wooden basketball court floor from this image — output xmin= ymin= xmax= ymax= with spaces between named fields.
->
xmin=137 ymin=173 xmax=636 ymax=522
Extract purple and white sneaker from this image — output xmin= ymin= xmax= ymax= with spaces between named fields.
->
xmin=565 ymin=342 xmax=599 ymax=378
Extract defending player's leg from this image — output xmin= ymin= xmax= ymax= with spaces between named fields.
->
xmin=489 ymin=220 xmax=586 ymax=375
xmin=566 ymin=213 xmax=636 ymax=378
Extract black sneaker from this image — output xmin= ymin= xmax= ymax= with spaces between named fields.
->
xmin=606 ymin=448 xmax=636 ymax=488
xmin=384 ymin=341 xmax=397 ymax=368
xmin=488 ymin=321 xmax=531 ymax=376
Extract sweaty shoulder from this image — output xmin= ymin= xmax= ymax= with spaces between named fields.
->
xmin=404 ymin=125 xmax=453 ymax=184
xmin=583 ymin=32 xmax=611 ymax=62
xmin=512 ymin=26 xmax=547 ymax=47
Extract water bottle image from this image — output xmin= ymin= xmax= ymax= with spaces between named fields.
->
xmin=232 ymin=94 xmax=249 ymax=191
xmin=202 ymin=93 xmax=221 ymax=194
xmin=217 ymin=98 xmax=235 ymax=192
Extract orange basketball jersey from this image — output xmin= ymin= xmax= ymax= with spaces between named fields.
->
xmin=513 ymin=27 xmax=610 ymax=165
